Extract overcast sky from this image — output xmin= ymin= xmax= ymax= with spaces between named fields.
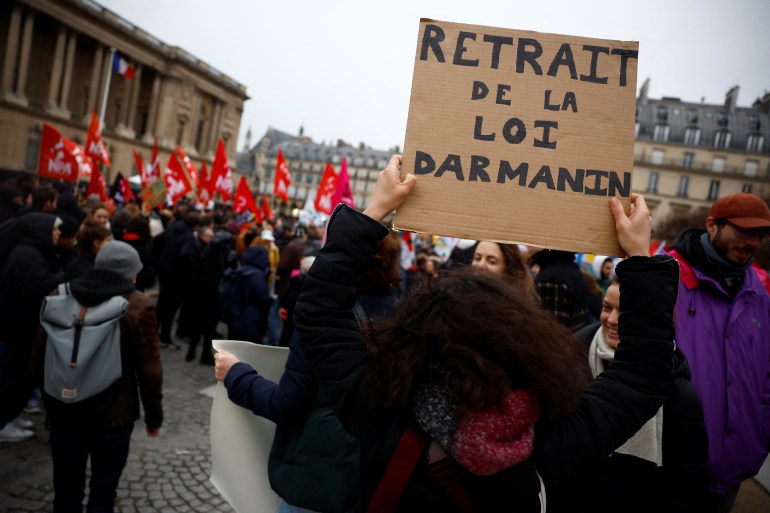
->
xmin=98 ymin=0 xmax=770 ymax=154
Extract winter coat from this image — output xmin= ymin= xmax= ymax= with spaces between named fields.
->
xmin=0 ymin=213 xmax=64 ymax=346
xmin=572 ymin=322 xmax=709 ymax=512
xmin=664 ymin=244 xmax=770 ymax=494
xmin=295 ymin=205 xmax=678 ymax=513
xmin=30 ymin=269 xmax=163 ymax=431
xmin=228 ymin=246 xmax=273 ymax=336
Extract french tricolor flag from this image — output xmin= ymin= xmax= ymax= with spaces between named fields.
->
xmin=113 ymin=52 xmax=135 ymax=79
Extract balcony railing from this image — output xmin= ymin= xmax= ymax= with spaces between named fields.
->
xmin=633 ymin=154 xmax=770 ymax=179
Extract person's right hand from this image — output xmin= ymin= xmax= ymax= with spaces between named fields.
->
xmin=214 ymin=349 xmax=240 ymax=382
xmin=609 ymin=193 xmax=651 ymax=257
xmin=363 ymin=155 xmax=417 ymax=222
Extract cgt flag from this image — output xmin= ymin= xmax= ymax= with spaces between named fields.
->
xmin=176 ymin=145 xmax=199 ymax=194
xmin=260 ymin=194 xmax=273 ymax=222
xmin=314 ymin=162 xmax=338 ymax=215
xmin=38 ymin=123 xmax=88 ymax=182
xmin=274 ymin=149 xmax=291 ymax=203
xmin=84 ymin=111 xmax=111 ymax=169
xmin=210 ymin=139 xmax=233 ymax=202
xmin=198 ymin=161 xmax=211 ymax=203
xmin=86 ymin=160 xmax=108 ymax=202
xmin=330 ymin=156 xmax=355 ymax=209
xmin=233 ymin=176 xmax=260 ymax=218
xmin=164 ymin=152 xmax=193 ymax=204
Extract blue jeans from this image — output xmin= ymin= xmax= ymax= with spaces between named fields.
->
xmin=278 ymin=499 xmax=320 ymax=513
xmin=50 ymin=422 xmax=134 ymax=513
xmin=265 ymin=298 xmax=281 ymax=346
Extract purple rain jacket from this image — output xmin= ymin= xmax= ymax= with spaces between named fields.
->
xmin=665 ymin=247 xmax=770 ymax=494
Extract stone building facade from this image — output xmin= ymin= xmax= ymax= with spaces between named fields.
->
xmin=247 ymin=127 xmax=395 ymax=214
xmin=0 ymin=0 xmax=247 ymax=185
xmin=633 ymin=79 xmax=770 ymax=225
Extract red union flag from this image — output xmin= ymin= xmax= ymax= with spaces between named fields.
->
xmin=38 ymin=123 xmax=82 ymax=182
xmin=146 ymin=137 xmax=161 ymax=186
xmin=86 ymin=159 xmax=108 ymax=201
xmin=331 ymin=156 xmax=355 ymax=209
xmin=260 ymin=194 xmax=273 ymax=221
xmin=210 ymin=139 xmax=233 ymax=202
xmin=274 ymin=149 xmax=291 ymax=203
xmin=176 ymin=145 xmax=198 ymax=192
xmin=314 ymin=162 xmax=338 ymax=214
xmin=84 ymin=111 xmax=111 ymax=168
xmin=233 ymin=176 xmax=259 ymax=217
xmin=163 ymin=152 xmax=193 ymax=204
xmin=197 ymin=161 xmax=210 ymax=203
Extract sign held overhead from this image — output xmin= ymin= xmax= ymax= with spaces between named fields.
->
xmin=395 ymin=19 xmax=639 ymax=257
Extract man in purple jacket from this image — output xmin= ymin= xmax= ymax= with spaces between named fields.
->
xmin=664 ymin=192 xmax=770 ymax=512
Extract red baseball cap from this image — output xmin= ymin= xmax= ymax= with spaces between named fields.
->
xmin=710 ymin=193 xmax=770 ymax=228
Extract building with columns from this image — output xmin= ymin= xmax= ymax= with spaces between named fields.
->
xmin=633 ymin=79 xmax=770 ymax=226
xmin=0 ymin=0 xmax=247 ymax=185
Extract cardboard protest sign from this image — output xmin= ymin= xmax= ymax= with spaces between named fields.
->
xmin=395 ymin=19 xmax=639 ymax=257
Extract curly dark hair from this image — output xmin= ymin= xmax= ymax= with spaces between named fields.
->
xmin=364 ymin=266 xmax=590 ymax=419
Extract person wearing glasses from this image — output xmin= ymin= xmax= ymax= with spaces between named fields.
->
xmin=664 ymin=192 xmax=770 ymax=512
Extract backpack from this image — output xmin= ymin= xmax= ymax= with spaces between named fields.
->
xmin=40 ymin=283 xmax=128 ymax=404
xmin=0 ymin=217 xmax=20 ymax=264
xmin=218 ymin=266 xmax=258 ymax=322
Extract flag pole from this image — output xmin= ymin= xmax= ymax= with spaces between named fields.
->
xmin=99 ymin=48 xmax=116 ymax=127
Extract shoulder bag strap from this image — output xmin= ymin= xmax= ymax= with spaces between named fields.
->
xmin=366 ymin=425 xmax=427 ymax=513
xmin=69 ymin=304 xmax=88 ymax=368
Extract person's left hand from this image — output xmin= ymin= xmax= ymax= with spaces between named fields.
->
xmin=146 ymin=426 xmax=160 ymax=437
xmin=214 ymin=349 xmax=240 ymax=382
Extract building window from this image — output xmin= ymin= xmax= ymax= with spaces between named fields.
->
xmin=651 ymin=149 xmax=664 ymax=165
xmin=686 ymin=109 xmax=699 ymax=124
xmin=646 ymin=172 xmax=659 ymax=193
xmin=656 ymin=105 xmax=668 ymax=121
xmin=742 ymin=183 xmax=753 ymax=194
xmin=684 ymin=128 xmax=700 ymax=146
xmin=682 ymin=152 xmax=694 ymax=169
xmin=746 ymin=134 xmax=764 ymax=152
xmin=331 ymin=154 xmax=341 ymax=164
xmin=676 ymin=176 xmax=690 ymax=197
xmin=305 ymin=173 xmax=314 ymax=184
xmin=744 ymin=160 xmax=758 ymax=176
xmin=708 ymin=180 xmax=721 ymax=201
xmin=653 ymin=124 xmax=669 ymax=142
xmin=714 ymin=130 xmax=731 ymax=149
xmin=25 ymin=128 xmax=41 ymax=171
xmin=712 ymin=156 xmax=726 ymax=172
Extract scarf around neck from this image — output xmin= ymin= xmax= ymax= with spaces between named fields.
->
xmin=588 ymin=327 xmax=663 ymax=466
xmin=412 ymin=374 xmax=540 ymax=476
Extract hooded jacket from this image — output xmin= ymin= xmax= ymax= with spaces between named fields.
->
xmin=0 ymin=213 xmax=64 ymax=344
xmin=665 ymin=229 xmax=770 ymax=494
xmin=30 ymin=268 xmax=163 ymax=431
xmin=228 ymin=245 xmax=272 ymax=335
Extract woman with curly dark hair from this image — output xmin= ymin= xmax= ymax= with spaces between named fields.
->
xmin=294 ymin=155 xmax=678 ymax=513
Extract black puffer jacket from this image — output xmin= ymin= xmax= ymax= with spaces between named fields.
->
xmin=570 ymin=322 xmax=709 ymax=512
xmin=295 ymin=205 xmax=678 ymax=513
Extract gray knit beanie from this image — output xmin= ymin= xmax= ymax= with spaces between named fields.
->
xmin=95 ymin=240 xmax=143 ymax=279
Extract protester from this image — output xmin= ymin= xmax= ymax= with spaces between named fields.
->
xmin=0 ymin=213 xmax=64 ymax=442
xmin=0 ymin=183 xmax=24 ymax=223
xmin=87 ymin=201 xmax=111 ymax=228
xmin=223 ymin=245 xmax=273 ymax=343
xmin=572 ymin=279 xmax=709 ymax=512
xmin=30 ymin=240 xmax=163 ymax=512
xmin=472 ymin=241 xmax=535 ymax=297
xmin=529 ymin=249 xmax=590 ymax=331
xmin=664 ymin=192 xmax=770 ymax=512
xmin=294 ymin=155 xmax=677 ymax=512
xmin=277 ymin=256 xmax=315 ymax=347
xmin=591 ymin=255 xmax=617 ymax=293
xmin=122 ymin=215 xmax=157 ymax=292
xmin=65 ymin=220 xmax=113 ymax=281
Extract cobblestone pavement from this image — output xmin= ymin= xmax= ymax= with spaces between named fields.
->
xmin=2 ymin=332 xmax=770 ymax=512
xmin=0 ymin=337 xmax=233 ymax=513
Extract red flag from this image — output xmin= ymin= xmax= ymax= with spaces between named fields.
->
xmin=331 ymin=156 xmax=355 ymax=209
xmin=233 ymin=176 xmax=260 ymax=216
xmin=210 ymin=139 xmax=233 ymax=202
xmin=145 ymin=137 xmax=161 ymax=186
xmin=197 ymin=162 xmax=210 ymax=203
xmin=314 ymin=162 xmax=339 ymax=215
xmin=132 ymin=148 xmax=146 ymax=186
xmin=274 ymin=149 xmax=292 ymax=203
xmin=176 ymin=145 xmax=198 ymax=192
xmin=38 ymin=124 xmax=84 ymax=182
xmin=86 ymin=159 xmax=108 ymax=201
xmin=260 ymin=195 xmax=273 ymax=221
xmin=84 ymin=111 xmax=111 ymax=168
xmin=163 ymin=152 xmax=193 ymax=204
xmin=120 ymin=175 xmax=136 ymax=203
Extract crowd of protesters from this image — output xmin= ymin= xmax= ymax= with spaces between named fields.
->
xmin=1 ymin=169 xmax=770 ymax=513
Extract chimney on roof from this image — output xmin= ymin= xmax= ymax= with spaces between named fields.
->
xmin=243 ymin=126 xmax=252 ymax=151
xmin=725 ymin=85 xmax=739 ymax=113
xmin=752 ymin=91 xmax=770 ymax=113
xmin=299 ymin=125 xmax=304 ymax=136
